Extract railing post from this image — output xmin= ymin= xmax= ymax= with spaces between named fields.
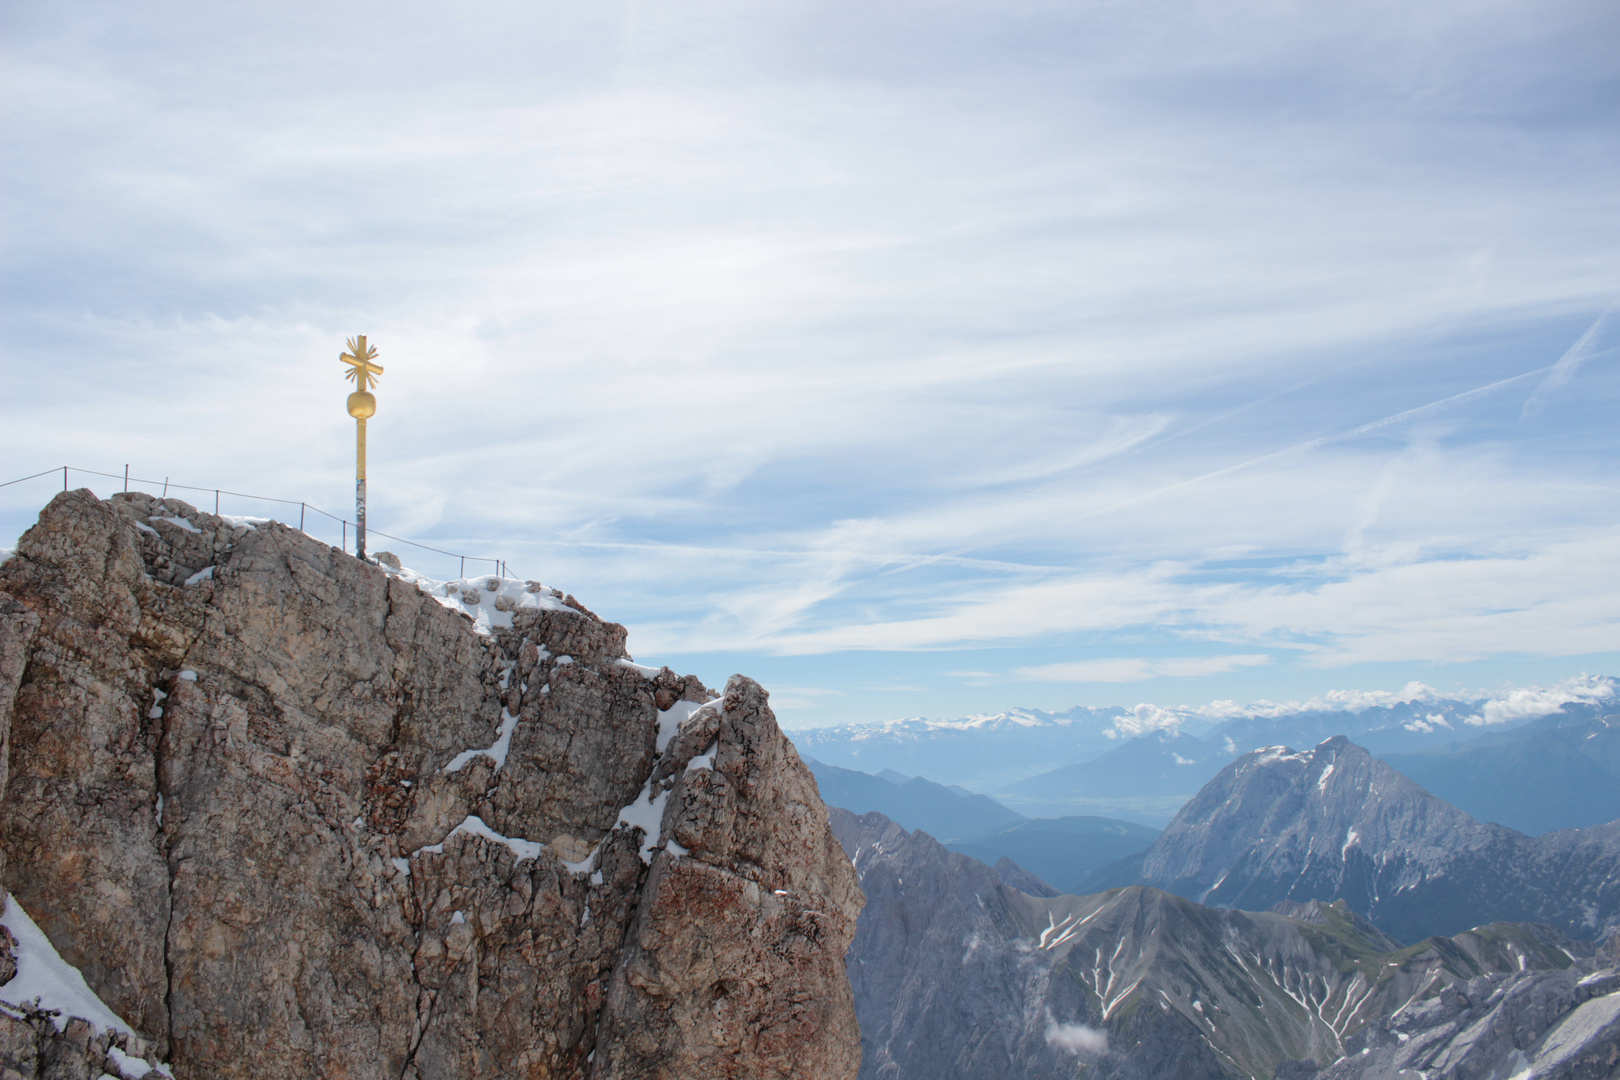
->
xmin=300 ymin=503 xmax=306 ymax=531
xmin=215 ymin=490 xmax=220 ymax=515
xmin=460 ymin=555 xmax=465 ymax=579
xmin=123 ymin=465 xmax=129 ymax=493
xmin=63 ymin=466 xmax=68 ymax=492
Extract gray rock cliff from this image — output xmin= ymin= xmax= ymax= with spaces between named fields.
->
xmin=0 ymin=490 xmax=862 ymax=1080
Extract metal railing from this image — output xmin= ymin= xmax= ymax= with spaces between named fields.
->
xmin=2 ymin=465 xmax=517 ymax=581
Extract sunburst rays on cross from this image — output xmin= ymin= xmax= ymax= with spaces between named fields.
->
xmin=341 ymin=335 xmax=384 ymax=391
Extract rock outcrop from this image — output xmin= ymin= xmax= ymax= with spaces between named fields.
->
xmin=1320 ymin=930 xmax=1620 ymax=1080
xmin=835 ymin=808 xmax=1588 ymax=1080
xmin=1135 ymin=736 xmax=1620 ymax=942
xmin=0 ymin=490 xmax=862 ymax=1080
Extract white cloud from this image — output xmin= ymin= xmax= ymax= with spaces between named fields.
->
xmin=1109 ymin=704 xmax=1187 ymax=740
xmin=1403 ymin=712 xmax=1453 ymax=734
xmin=1465 ymin=674 xmax=1616 ymax=726
xmin=1229 ymin=682 xmax=1446 ymax=719
xmin=1019 ymin=655 xmax=1272 ymax=684
xmin=1045 ymin=1020 xmax=1108 ymax=1055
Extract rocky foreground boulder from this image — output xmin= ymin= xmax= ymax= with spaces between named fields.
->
xmin=0 ymin=490 xmax=862 ymax=1080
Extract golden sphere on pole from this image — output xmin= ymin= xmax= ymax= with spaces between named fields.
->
xmin=347 ymin=390 xmax=377 ymax=418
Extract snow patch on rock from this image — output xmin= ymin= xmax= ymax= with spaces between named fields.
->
xmin=443 ymin=709 xmax=520 ymax=773
xmin=416 ymin=815 xmax=545 ymax=863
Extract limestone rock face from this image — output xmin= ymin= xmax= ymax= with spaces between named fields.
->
xmin=595 ymin=676 xmax=864 ymax=1080
xmin=0 ymin=490 xmax=861 ymax=1080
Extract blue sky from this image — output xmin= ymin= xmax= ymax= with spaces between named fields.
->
xmin=4 ymin=0 xmax=1619 ymax=728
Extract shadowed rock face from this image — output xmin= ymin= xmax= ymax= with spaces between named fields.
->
xmin=0 ymin=490 xmax=862 ymax=1080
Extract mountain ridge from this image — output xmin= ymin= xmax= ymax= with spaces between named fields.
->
xmin=834 ymin=807 xmax=1609 ymax=1080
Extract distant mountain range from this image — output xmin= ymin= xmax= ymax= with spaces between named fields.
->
xmin=796 ymin=679 xmax=1620 ymax=829
xmin=794 ymin=705 xmax=1132 ymax=792
xmin=1002 ymin=727 xmax=1217 ymax=823
xmin=834 ymin=808 xmax=1616 ymax=1080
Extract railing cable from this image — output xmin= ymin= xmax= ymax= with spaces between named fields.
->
xmin=2 ymin=465 xmax=514 ymax=581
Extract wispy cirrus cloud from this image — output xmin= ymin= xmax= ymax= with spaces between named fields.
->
xmin=4 ymin=0 xmax=1619 ymax=726
xmin=1019 ymin=655 xmax=1273 ymax=684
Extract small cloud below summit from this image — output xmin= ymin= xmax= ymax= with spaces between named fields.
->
xmin=1044 ymin=1020 xmax=1107 ymax=1056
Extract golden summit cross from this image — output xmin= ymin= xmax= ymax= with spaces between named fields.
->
xmin=341 ymin=335 xmax=383 ymax=561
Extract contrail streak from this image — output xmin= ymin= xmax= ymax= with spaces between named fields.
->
xmin=1073 ymin=364 xmax=1554 ymax=522
xmin=853 ymin=345 xmax=1598 ymax=580
xmin=1522 ymin=304 xmax=1616 ymax=419
xmin=519 ymin=536 xmax=1067 ymax=574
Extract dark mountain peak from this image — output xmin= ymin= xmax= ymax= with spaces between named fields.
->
xmin=1134 ymin=735 xmax=1620 ymax=943
xmin=1142 ymin=737 xmax=1484 ymax=911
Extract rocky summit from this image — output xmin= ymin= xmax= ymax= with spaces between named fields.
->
xmin=0 ymin=490 xmax=863 ymax=1080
